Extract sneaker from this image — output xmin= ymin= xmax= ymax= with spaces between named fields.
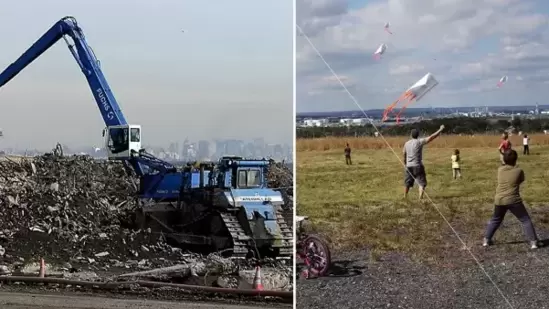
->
xmin=482 ymin=238 xmax=492 ymax=247
xmin=530 ymin=241 xmax=539 ymax=249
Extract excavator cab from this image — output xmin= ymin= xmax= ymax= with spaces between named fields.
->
xmin=103 ymin=124 xmax=142 ymax=159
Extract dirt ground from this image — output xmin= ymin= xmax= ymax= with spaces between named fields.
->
xmin=297 ymin=222 xmax=549 ymax=309
xmin=0 ymin=291 xmax=289 ymax=309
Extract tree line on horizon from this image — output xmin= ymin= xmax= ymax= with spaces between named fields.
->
xmin=296 ymin=117 xmax=549 ymax=138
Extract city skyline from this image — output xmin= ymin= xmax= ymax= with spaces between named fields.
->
xmin=0 ymin=0 xmax=293 ymax=150
xmin=0 ymin=137 xmax=292 ymax=162
xmin=297 ymin=0 xmax=549 ymax=113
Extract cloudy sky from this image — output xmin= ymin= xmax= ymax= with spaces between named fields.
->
xmin=297 ymin=0 xmax=549 ymax=113
xmin=0 ymin=0 xmax=293 ymax=150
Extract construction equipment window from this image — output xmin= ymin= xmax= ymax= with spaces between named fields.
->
xmin=108 ymin=128 xmax=128 ymax=154
xmin=130 ymin=128 xmax=140 ymax=142
xmin=238 ymin=170 xmax=247 ymax=187
xmin=247 ymin=170 xmax=260 ymax=187
xmin=237 ymin=169 xmax=261 ymax=188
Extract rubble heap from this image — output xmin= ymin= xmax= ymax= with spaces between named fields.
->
xmin=0 ymin=154 xmax=169 ymax=269
xmin=0 ymin=154 xmax=293 ymax=271
xmin=267 ymin=161 xmax=293 ymax=210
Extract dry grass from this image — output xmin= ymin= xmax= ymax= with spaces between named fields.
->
xmin=296 ymin=135 xmax=549 ymax=261
xmin=297 ymin=133 xmax=549 ymax=151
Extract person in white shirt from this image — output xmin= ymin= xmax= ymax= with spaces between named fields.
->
xmin=451 ymin=149 xmax=461 ymax=179
xmin=523 ymin=134 xmax=530 ymax=155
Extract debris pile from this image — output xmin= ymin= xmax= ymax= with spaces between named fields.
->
xmin=0 ymin=154 xmax=293 ymax=273
xmin=0 ymin=154 xmax=173 ymax=269
xmin=267 ymin=161 xmax=293 ymax=210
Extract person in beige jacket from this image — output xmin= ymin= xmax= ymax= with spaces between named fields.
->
xmin=483 ymin=149 xmax=539 ymax=249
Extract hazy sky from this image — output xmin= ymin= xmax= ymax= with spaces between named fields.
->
xmin=297 ymin=0 xmax=549 ymax=113
xmin=0 ymin=0 xmax=293 ymax=150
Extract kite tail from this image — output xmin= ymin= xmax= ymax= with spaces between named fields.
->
xmin=382 ymin=99 xmax=401 ymax=122
xmin=395 ymin=96 xmax=415 ymax=124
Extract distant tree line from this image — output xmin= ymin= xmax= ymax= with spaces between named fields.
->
xmin=296 ymin=117 xmax=549 ymax=138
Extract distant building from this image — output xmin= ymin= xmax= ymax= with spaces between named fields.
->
xmin=350 ymin=118 xmax=370 ymax=125
xmin=198 ymin=140 xmax=210 ymax=160
xmin=186 ymin=144 xmax=196 ymax=160
xmin=339 ymin=118 xmax=353 ymax=125
xmin=303 ymin=119 xmax=328 ymax=127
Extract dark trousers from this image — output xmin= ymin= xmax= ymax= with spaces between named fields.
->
xmin=485 ymin=203 xmax=537 ymax=241
xmin=404 ymin=165 xmax=427 ymax=188
xmin=345 ymin=155 xmax=352 ymax=165
xmin=523 ymin=145 xmax=529 ymax=155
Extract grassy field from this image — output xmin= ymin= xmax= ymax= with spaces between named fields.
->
xmin=297 ymin=133 xmax=549 ymax=151
xmin=297 ymin=134 xmax=549 ymax=261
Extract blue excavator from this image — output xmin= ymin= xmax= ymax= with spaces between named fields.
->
xmin=0 ymin=16 xmax=292 ymax=258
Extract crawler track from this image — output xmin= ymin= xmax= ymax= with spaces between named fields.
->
xmin=220 ymin=212 xmax=250 ymax=258
xmin=273 ymin=208 xmax=293 ymax=257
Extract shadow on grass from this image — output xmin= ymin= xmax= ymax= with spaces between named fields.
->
xmin=496 ymin=238 xmax=549 ymax=247
xmin=496 ymin=240 xmax=530 ymax=246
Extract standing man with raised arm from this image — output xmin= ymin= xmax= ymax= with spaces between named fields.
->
xmin=403 ymin=125 xmax=445 ymax=200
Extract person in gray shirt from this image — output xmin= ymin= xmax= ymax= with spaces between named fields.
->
xmin=403 ymin=125 xmax=445 ymax=199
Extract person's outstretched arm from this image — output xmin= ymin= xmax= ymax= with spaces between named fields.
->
xmin=424 ymin=125 xmax=445 ymax=145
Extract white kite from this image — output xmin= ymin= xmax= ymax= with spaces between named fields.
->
xmin=497 ymin=75 xmax=508 ymax=88
xmin=384 ymin=22 xmax=392 ymax=34
xmin=373 ymin=43 xmax=387 ymax=60
xmin=382 ymin=73 xmax=439 ymax=123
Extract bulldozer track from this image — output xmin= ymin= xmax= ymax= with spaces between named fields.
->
xmin=281 ymin=208 xmax=293 ymax=231
xmin=220 ymin=210 xmax=293 ymax=259
xmin=220 ymin=212 xmax=250 ymax=258
xmin=274 ymin=207 xmax=293 ymax=257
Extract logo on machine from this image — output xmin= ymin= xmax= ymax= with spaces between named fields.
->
xmin=96 ymin=88 xmax=114 ymax=120
xmin=239 ymin=193 xmax=272 ymax=202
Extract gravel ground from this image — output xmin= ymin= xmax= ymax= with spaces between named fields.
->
xmin=0 ymin=154 xmax=293 ymax=294
xmin=297 ymin=222 xmax=549 ymax=309
xmin=0 ymin=285 xmax=291 ymax=308
xmin=0 ymin=291 xmax=288 ymax=309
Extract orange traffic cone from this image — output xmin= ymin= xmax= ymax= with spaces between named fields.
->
xmin=252 ymin=266 xmax=264 ymax=291
xmin=38 ymin=258 xmax=45 ymax=278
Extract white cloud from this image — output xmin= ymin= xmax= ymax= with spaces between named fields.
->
xmin=390 ymin=63 xmax=425 ymax=76
xmin=459 ymin=62 xmax=489 ymax=75
xmin=301 ymin=74 xmax=355 ymax=96
xmin=297 ymin=0 xmax=549 ymax=111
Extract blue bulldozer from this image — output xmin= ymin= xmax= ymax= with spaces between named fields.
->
xmin=0 ymin=16 xmax=292 ymax=258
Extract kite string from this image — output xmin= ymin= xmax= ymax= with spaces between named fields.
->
xmin=296 ymin=24 xmax=516 ymax=309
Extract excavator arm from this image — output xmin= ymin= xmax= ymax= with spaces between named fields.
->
xmin=0 ymin=16 xmax=176 ymax=176
xmin=0 ymin=16 xmax=126 ymax=126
